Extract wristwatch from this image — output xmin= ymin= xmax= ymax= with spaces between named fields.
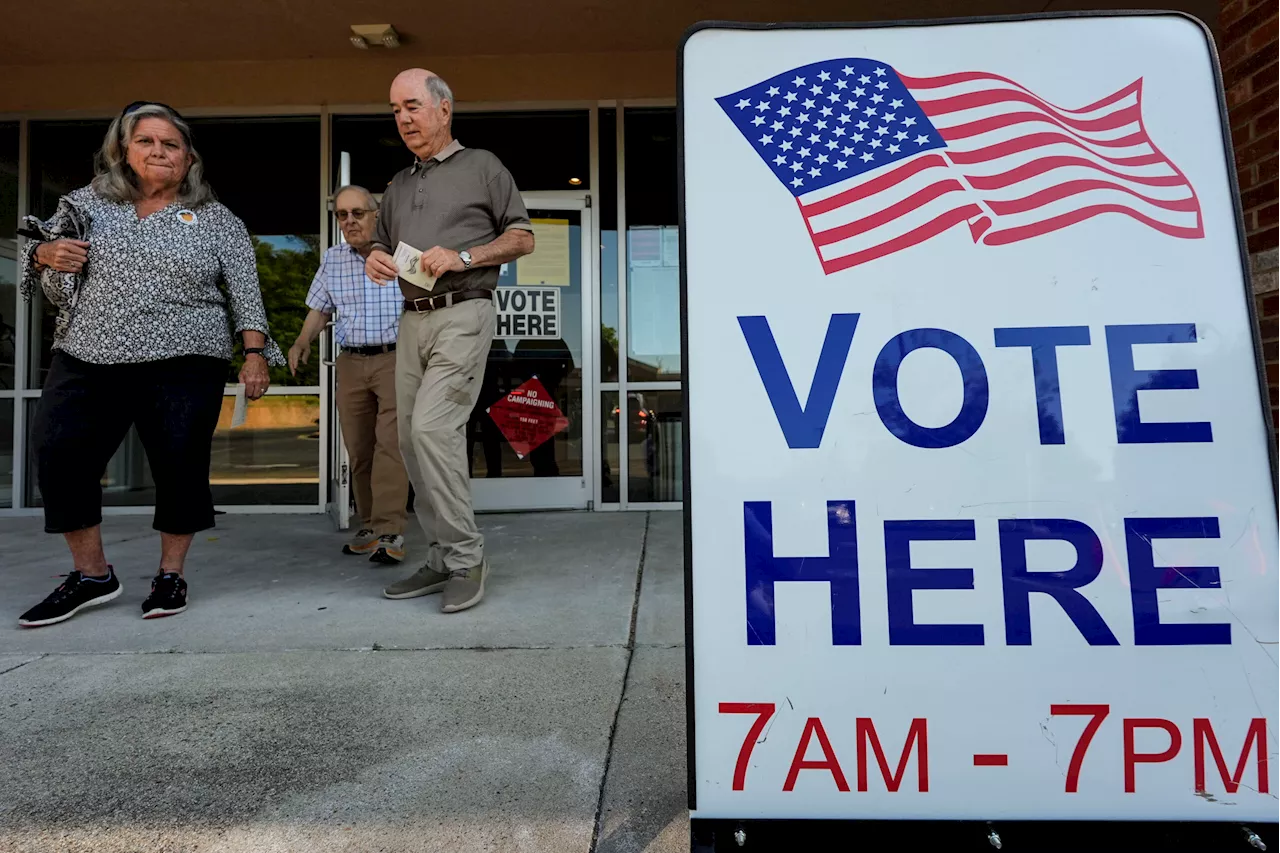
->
xmin=244 ymin=347 xmax=266 ymax=358
xmin=459 ymin=250 xmax=473 ymax=269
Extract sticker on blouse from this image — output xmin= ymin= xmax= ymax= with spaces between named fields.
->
xmin=392 ymin=241 xmax=438 ymax=290
xmin=176 ymin=209 xmax=198 ymax=226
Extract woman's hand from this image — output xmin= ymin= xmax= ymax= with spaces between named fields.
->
xmin=36 ymin=239 xmax=90 ymax=273
xmin=240 ymin=354 xmax=270 ymax=401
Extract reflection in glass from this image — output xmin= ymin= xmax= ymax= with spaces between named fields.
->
xmin=25 ymin=401 xmax=154 ymax=507
xmin=626 ymin=390 xmax=682 ymax=503
xmin=601 ymin=391 xmax=619 ymax=504
xmin=599 ymin=109 xmax=619 ymax=382
xmin=27 ymin=120 xmax=108 ymax=389
xmin=0 ymin=122 xmax=17 ymax=390
xmin=24 ymin=395 xmax=321 ymax=508
xmin=332 ymin=111 xmax=591 ymax=195
xmin=211 ymin=394 xmax=320 ymax=506
xmin=189 ymin=117 xmax=321 ymax=389
xmin=468 ymin=211 xmax=584 ymax=480
xmin=624 ymin=109 xmax=681 ymax=381
xmin=626 ymin=226 xmax=680 ymax=379
xmin=0 ymin=400 xmax=12 ymax=507
xmin=246 ymin=234 xmax=321 ymax=387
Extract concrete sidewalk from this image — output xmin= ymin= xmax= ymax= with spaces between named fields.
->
xmin=0 ymin=511 xmax=688 ymax=853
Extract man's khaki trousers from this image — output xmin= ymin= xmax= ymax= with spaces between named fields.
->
xmin=396 ymin=299 xmax=495 ymax=572
xmin=336 ymin=350 xmax=408 ymax=534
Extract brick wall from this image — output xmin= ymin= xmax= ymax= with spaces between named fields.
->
xmin=1220 ymin=0 xmax=1278 ymax=432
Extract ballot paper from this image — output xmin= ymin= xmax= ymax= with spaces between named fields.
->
xmin=393 ymin=241 xmax=438 ymax=290
xmin=231 ymin=383 xmax=247 ymax=428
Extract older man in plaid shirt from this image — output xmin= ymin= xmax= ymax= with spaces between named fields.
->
xmin=289 ymin=185 xmax=409 ymax=564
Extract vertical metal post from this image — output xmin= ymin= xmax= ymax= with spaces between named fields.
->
xmin=588 ymin=106 xmax=601 ymax=508
xmin=13 ymin=117 xmax=31 ymax=510
xmin=616 ymin=107 xmax=629 ymax=507
xmin=317 ymin=107 xmax=331 ymax=513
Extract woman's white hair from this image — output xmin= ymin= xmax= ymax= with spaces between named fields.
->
xmin=91 ymin=104 xmax=214 ymax=207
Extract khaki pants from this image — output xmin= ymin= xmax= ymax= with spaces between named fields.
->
xmin=396 ymin=299 xmax=495 ymax=572
xmin=336 ymin=350 xmax=408 ymax=535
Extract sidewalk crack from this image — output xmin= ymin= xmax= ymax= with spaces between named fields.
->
xmin=0 ymin=656 xmax=42 ymax=677
xmin=589 ymin=510 xmax=650 ymax=853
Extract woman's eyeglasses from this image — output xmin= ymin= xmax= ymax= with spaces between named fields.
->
xmin=121 ymin=101 xmax=184 ymax=120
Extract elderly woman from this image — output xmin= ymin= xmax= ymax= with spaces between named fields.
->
xmin=17 ymin=102 xmax=284 ymax=628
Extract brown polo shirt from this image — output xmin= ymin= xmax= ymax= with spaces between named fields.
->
xmin=371 ymin=139 xmax=532 ymax=300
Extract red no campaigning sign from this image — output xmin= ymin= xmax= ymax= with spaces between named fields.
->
xmin=487 ymin=377 xmax=570 ymax=459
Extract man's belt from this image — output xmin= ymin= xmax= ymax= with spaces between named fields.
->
xmin=344 ymin=343 xmax=396 ymax=356
xmin=403 ymin=289 xmax=493 ymax=313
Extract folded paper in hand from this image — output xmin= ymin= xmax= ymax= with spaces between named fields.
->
xmin=231 ymin=383 xmax=247 ymax=428
xmin=393 ymin=241 xmax=438 ymax=290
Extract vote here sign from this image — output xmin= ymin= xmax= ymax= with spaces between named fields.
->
xmin=680 ymin=14 xmax=1278 ymax=823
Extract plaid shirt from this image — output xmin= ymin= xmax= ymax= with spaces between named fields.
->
xmin=305 ymin=243 xmax=402 ymax=348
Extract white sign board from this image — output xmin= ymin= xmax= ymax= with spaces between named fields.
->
xmin=682 ymin=15 xmax=1278 ymax=823
xmin=495 ymin=287 xmax=561 ymax=339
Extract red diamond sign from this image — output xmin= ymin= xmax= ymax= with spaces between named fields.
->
xmin=487 ymin=376 xmax=570 ymax=459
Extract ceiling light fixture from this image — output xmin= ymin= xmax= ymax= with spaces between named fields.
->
xmin=350 ymin=24 xmax=401 ymax=49
xmin=568 ymin=177 xmax=582 ymax=185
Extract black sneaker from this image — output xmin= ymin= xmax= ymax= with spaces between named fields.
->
xmin=18 ymin=568 xmax=122 ymax=628
xmin=142 ymin=572 xmax=188 ymax=619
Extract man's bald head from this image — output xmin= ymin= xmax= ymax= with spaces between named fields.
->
xmin=390 ymin=68 xmax=456 ymax=160
xmin=334 ymin=184 xmax=377 ymax=211
xmin=390 ymin=69 xmax=454 ymax=111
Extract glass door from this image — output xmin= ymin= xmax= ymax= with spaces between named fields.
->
xmin=322 ymin=322 xmax=351 ymax=528
xmin=470 ymin=195 xmax=594 ymax=510
xmin=323 ymin=193 xmax=594 ymax=522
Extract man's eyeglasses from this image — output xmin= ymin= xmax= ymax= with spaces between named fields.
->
xmin=336 ymin=209 xmax=375 ymax=221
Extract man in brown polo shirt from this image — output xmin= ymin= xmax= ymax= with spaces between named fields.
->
xmin=366 ymin=68 xmax=534 ymax=613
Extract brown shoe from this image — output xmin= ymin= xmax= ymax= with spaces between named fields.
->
xmin=441 ymin=561 xmax=488 ymax=613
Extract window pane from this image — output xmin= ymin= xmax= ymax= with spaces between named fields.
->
xmin=599 ymin=109 xmax=619 ymax=383
xmin=25 ymin=393 xmax=322 ymax=508
xmin=332 ymin=110 xmax=590 ymax=195
xmin=28 ymin=121 xmax=107 ymax=220
xmin=27 ymin=121 xmax=108 ymax=389
xmin=626 ymin=390 xmax=682 ymax=503
xmin=25 ymin=400 xmax=154 ymax=507
xmin=601 ymin=391 xmax=619 ymax=504
xmin=189 ymin=117 xmax=320 ymax=388
xmin=0 ymin=122 xmax=17 ymax=391
xmin=624 ymin=109 xmax=680 ymax=381
xmin=25 ymin=118 xmax=320 ymax=389
xmin=211 ymin=393 xmax=320 ymax=505
xmin=0 ymin=399 xmax=12 ymax=507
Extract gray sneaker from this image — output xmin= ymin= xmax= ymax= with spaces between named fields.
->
xmin=343 ymin=528 xmax=378 ymax=556
xmin=383 ymin=564 xmax=449 ymax=600
xmin=369 ymin=534 xmax=406 ymax=565
xmin=442 ymin=561 xmax=488 ymax=613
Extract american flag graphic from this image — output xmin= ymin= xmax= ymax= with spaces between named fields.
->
xmin=716 ymin=59 xmax=1203 ymax=274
